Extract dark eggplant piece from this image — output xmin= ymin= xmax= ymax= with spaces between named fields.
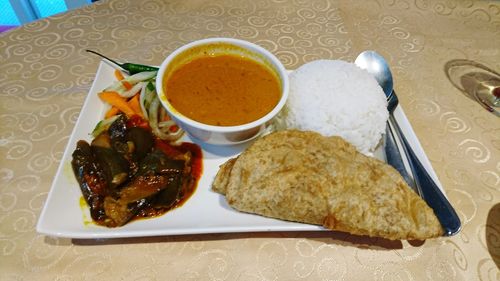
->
xmin=137 ymin=148 xmax=185 ymax=175
xmin=108 ymin=114 xmax=129 ymax=154
xmin=102 ymin=149 xmax=188 ymax=227
xmin=106 ymin=116 xmax=154 ymax=175
xmin=91 ymin=133 xmax=129 ymax=191
xmin=71 ymin=140 xmax=108 ymax=221
xmin=126 ymin=127 xmax=154 ymax=162
xmin=152 ymin=156 xmax=188 ymax=208
xmin=108 ymin=114 xmax=127 ymax=141
xmin=91 ymin=131 xmax=112 ymax=148
xmin=103 ymin=174 xmax=170 ymax=226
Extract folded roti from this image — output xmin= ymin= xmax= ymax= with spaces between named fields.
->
xmin=212 ymin=130 xmax=443 ymax=240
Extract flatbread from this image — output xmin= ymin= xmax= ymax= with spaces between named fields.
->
xmin=212 ymin=130 xmax=443 ymax=240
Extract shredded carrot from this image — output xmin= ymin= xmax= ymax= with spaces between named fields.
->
xmin=99 ymin=91 xmax=136 ymax=117
xmin=105 ymin=106 xmax=120 ymax=118
xmin=114 ymin=69 xmax=125 ymax=81
xmin=122 ymin=80 xmax=133 ymax=90
xmin=127 ymin=94 xmax=144 ymax=118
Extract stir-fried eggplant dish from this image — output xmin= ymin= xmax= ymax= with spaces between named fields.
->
xmin=71 ymin=115 xmax=202 ymax=227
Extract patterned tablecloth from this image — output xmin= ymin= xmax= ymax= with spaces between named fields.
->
xmin=1 ymin=0 xmax=499 ymax=279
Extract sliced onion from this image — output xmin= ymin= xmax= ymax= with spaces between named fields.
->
xmin=104 ymin=71 xmax=156 ymax=95
xmin=120 ymin=81 xmax=145 ymax=98
xmin=139 ymin=84 xmax=149 ymax=120
xmin=158 ymin=120 xmax=176 ymax=129
xmin=149 ymin=97 xmax=183 ymax=141
xmin=104 ymin=80 xmax=126 ymax=93
xmin=124 ymin=71 xmax=157 ymax=84
xmin=159 ymin=106 xmax=167 ymax=122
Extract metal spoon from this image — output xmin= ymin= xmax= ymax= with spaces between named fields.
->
xmin=355 ymin=52 xmax=414 ymax=189
xmin=355 ymin=50 xmax=461 ymax=236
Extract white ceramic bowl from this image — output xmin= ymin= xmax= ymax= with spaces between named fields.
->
xmin=156 ymin=38 xmax=289 ymax=145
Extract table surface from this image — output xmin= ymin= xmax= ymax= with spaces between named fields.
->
xmin=1 ymin=0 xmax=499 ymax=279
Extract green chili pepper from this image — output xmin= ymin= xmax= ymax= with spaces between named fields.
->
xmin=86 ymin=49 xmax=159 ymax=74
xmin=122 ymin=63 xmax=159 ymax=74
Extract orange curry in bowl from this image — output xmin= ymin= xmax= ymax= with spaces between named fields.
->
xmin=162 ymin=47 xmax=282 ymax=126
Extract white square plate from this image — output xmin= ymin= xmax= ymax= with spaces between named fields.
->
xmin=37 ymin=61 xmax=444 ymax=239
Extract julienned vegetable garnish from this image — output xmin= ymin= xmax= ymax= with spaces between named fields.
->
xmin=96 ymin=69 xmax=183 ymax=142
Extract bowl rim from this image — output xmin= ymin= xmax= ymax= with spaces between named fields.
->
xmin=155 ymin=37 xmax=289 ymax=133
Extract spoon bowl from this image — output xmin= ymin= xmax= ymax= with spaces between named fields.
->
xmin=355 ymin=51 xmax=394 ymax=101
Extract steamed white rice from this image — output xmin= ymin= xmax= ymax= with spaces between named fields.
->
xmin=283 ymin=60 xmax=389 ymax=155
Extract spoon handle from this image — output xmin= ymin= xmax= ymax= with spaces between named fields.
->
xmin=390 ymin=112 xmax=462 ymax=236
xmin=385 ymin=120 xmax=417 ymax=190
